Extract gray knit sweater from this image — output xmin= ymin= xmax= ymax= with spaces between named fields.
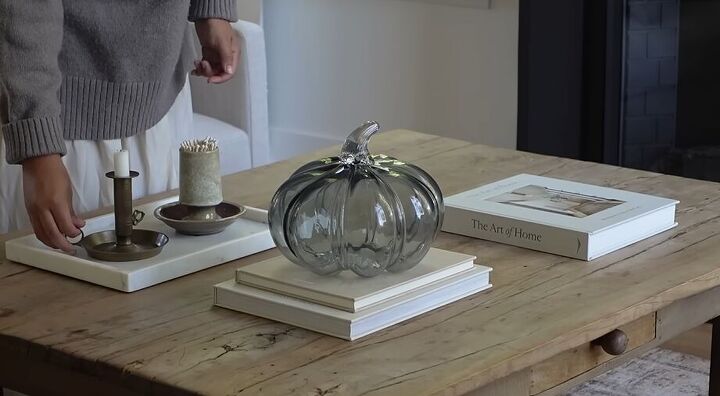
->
xmin=0 ymin=0 xmax=237 ymax=164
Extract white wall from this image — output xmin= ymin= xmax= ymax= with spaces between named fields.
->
xmin=263 ymin=0 xmax=519 ymax=160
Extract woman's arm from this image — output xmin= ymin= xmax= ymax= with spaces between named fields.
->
xmin=0 ymin=0 xmax=83 ymax=251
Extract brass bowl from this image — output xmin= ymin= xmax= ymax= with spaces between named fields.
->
xmin=78 ymin=229 xmax=169 ymax=262
xmin=154 ymin=201 xmax=246 ymax=236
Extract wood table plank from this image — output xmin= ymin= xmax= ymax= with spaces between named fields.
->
xmin=2 ymin=130 xmax=720 ymax=395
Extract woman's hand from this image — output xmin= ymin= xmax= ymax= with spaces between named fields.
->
xmin=193 ymin=19 xmax=239 ymax=84
xmin=22 ymin=154 xmax=84 ymax=252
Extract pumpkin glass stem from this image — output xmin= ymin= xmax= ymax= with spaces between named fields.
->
xmin=340 ymin=121 xmax=380 ymax=165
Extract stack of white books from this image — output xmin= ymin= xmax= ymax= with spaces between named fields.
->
xmin=214 ymin=248 xmax=492 ymax=340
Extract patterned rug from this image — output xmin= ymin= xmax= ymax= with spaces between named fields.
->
xmin=567 ymin=348 xmax=710 ymax=396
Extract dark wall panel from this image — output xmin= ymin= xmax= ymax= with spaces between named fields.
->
xmin=676 ymin=0 xmax=720 ymax=148
xmin=517 ymin=0 xmax=585 ymax=159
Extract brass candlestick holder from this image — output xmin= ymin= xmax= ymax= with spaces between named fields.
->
xmin=74 ymin=171 xmax=169 ymax=262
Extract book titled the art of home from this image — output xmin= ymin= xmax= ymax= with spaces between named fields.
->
xmin=442 ymin=174 xmax=678 ymax=260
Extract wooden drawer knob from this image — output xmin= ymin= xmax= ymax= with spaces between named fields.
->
xmin=592 ymin=329 xmax=628 ymax=355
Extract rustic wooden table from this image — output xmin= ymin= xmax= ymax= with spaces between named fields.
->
xmin=2 ymin=130 xmax=720 ymax=396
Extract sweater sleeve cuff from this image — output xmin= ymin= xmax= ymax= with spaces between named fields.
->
xmin=188 ymin=0 xmax=238 ymax=22
xmin=2 ymin=116 xmax=67 ymax=164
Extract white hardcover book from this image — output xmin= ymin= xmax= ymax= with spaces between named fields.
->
xmin=235 ymin=248 xmax=475 ymax=312
xmin=442 ymin=174 xmax=678 ymax=260
xmin=215 ymin=265 xmax=492 ymax=340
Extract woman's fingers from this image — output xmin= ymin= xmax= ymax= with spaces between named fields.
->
xmin=193 ymin=32 xmax=238 ymax=83
xmin=40 ymin=210 xmax=75 ymax=253
xmin=208 ymin=52 xmax=237 ymax=83
xmin=208 ymin=35 xmax=238 ymax=84
xmin=218 ymin=33 xmax=236 ymax=75
xmin=193 ymin=60 xmax=210 ymax=77
xmin=69 ymin=205 xmax=85 ymax=228
xmin=28 ymin=212 xmax=50 ymax=248
xmin=207 ymin=55 xmax=236 ymax=83
xmin=192 ymin=59 xmax=214 ymax=77
xmin=201 ymin=60 xmax=214 ymax=78
xmin=193 ymin=35 xmax=238 ymax=83
xmin=53 ymin=204 xmax=81 ymax=239
xmin=72 ymin=217 xmax=86 ymax=228
xmin=208 ymin=73 xmax=232 ymax=84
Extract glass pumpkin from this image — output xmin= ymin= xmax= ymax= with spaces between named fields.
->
xmin=268 ymin=121 xmax=444 ymax=277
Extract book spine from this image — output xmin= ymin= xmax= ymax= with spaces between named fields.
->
xmin=235 ymin=272 xmax=356 ymax=312
xmin=214 ymin=284 xmax=352 ymax=340
xmin=442 ymin=206 xmax=590 ymax=260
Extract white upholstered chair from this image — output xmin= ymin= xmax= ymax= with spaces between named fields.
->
xmin=189 ymin=20 xmax=270 ymax=174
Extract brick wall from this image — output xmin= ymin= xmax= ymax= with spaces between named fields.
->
xmin=623 ymin=0 xmax=679 ymax=170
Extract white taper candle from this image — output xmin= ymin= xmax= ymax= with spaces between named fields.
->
xmin=114 ymin=150 xmax=130 ymax=177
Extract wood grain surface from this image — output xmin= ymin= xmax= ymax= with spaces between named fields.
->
xmin=529 ymin=313 xmax=656 ymax=394
xmin=2 ymin=130 xmax=720 ymax=396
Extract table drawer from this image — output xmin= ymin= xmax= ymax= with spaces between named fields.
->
xmin=529 ymin=313 xmax=656 ymax=395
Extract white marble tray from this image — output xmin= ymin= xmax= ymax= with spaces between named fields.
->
xmin=4 ymin=196 xmax=275 ymax=292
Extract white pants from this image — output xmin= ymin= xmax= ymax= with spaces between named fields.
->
xmin=0 ymin=79 xmax=193 ymax=234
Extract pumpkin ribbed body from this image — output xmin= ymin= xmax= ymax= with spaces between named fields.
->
xmin=268 ymin=122 xmax=444 ymax=277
